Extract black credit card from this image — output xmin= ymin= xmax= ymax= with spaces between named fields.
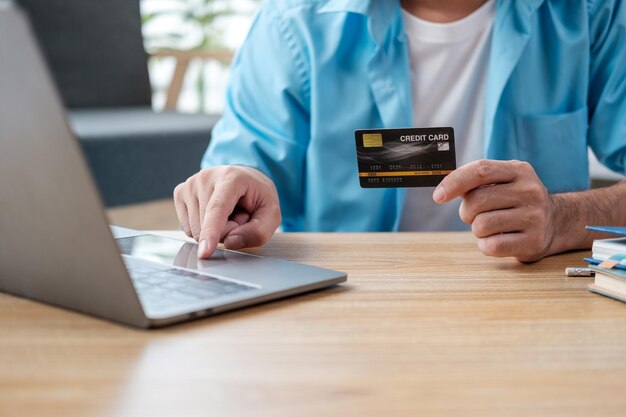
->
xmin=355 ymin=127 xmax=456 ymax=188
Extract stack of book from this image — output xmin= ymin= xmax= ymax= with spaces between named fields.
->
xmin=585 ymin=226 xmax=626 ymax=303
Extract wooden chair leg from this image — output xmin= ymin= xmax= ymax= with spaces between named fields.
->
xmin=165 ymin=57 xmax=190 ymax=110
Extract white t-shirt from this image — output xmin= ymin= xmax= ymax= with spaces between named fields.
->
xmin=399 ymin=1 xmax=495 ymax=231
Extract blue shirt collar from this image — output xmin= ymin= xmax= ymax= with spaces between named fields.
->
xmin=317 ymin=0 xmax=547 ymax=43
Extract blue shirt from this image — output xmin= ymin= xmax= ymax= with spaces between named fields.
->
xmin=202 ymin=0 xmax=626 ymax=232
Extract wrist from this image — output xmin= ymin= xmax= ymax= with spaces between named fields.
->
xmin=546 ymin=192 xmax=592 ymax=256
xmin=546 ymin=194 xmax=584 ymax=255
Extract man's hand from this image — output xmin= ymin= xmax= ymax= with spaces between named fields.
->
xmin=173 ymin=166 xmax=281 ymax=259
xmin=433 ymin=159 xmax=557 ymax=262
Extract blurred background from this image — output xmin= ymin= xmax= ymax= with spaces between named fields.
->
xmin=142 ymin=0 xmax=258 ymax=114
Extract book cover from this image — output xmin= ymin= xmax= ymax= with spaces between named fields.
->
xmin=586 ymin=226 xmax=626 ymax=236
xmin=588 ymin=284 xmax=626 ymax=304
xmin=589 ymin=265 xmax=626 ymax=280
xmin=588 ymin=265 xmax=626 ymax=304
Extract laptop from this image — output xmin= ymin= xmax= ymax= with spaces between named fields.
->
xmin=0 ymin=2 xmax=347 ymax=328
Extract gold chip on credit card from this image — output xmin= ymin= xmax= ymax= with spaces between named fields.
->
xmin=362 ymin=133 xmax=383 ymax=148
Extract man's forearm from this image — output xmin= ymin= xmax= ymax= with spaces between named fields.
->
xmin=549 ymin=180 xmax=626 ymax=255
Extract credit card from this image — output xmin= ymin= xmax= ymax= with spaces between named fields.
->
xmin=355 ymin=127 xmax=456 ymax=188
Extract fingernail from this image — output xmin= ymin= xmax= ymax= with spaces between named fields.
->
xmin=198 ymin=240 xmax=208 ymax=258
xmin=433 ymin=186 xmax=445 ymax=202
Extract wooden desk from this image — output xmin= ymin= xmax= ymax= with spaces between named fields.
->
xmin=1 ymin=233 xmax=626 ymax=417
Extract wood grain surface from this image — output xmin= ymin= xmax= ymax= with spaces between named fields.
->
xmin=1 ymin=232 xmax=625 ymax=417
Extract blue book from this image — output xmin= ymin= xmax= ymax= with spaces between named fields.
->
xmin=585 ymin=226 xmax=626 ymax=265
xmin=588 ymin=264 xmax=626 ymax=304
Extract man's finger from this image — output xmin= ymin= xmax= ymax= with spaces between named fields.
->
xmin=471 ymin=208 xmax=527 ymax=238
xmin=186 ymin=196 xmax=201 ymax=241
xmin=434 ymin=160 xmax=523 ymax=203
xmin=173 ymin=184 xmax=193 ymax=237
xmin=223 ymin=219 xmax=272 ymax=250
xmin=231 ymin=210 xmax=251 ymax=226
xmin=174 ymin=198 xmax=192 ymax=238
xmin=477 ymin=232 xmax=546 ymax=262
xmin=218 ymin=211 xmax=252 ymax=242
xmin=476 ymin=232 xmax=524 ymax=258
xmin=198 ymin=184 xmax=214 ymax=230
xmin=459 ymin=183 xmax=519 ymax=224
xmin=221 ymin=219 xmax=245 ymax=242
xmin=198 ymin=182 xmax=244 ymax=259
xmin=223 ymin=204 xmax=278 ymax=250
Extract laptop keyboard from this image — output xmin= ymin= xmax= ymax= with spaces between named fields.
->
xmin=123 ymin=257 xmax=256 ymax=311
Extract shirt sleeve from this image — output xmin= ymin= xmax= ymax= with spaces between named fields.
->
xmin=201 ymin=4 xmax=311 ymax=230
xmin=587 ymin=0 xmax=626 ymax=175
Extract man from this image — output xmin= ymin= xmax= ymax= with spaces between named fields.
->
xmin=174 ymin=0 xmax=626 ymax=262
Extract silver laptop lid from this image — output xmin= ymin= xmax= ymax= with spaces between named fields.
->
xmin=0 ymin=2 xmax=148 ymax=327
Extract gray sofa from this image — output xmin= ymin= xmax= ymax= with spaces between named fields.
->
xmin=16 ymin=0 xmax=217 ymax=206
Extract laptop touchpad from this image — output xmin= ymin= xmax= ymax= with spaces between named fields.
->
xmin=116 ymin=235 xmax=235 ymax=270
